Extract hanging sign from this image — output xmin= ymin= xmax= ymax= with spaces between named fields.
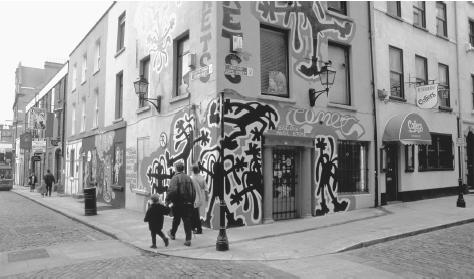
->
xmin=416 ymin=84 xmax=438 ymax=109
xmin=29 ymin=107 xmax=47 ymax=129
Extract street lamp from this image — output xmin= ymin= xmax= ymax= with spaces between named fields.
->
xmin=309 ymin=61 xmax=337 ymax=107
xmin=134 ymin=75 xmax=161 ymax=113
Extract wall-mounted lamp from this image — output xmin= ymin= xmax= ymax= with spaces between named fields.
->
xmin=134 ymin=75 xmax=161 ymax=113
xmin=309 ymin=61 xmax=336 ymax=107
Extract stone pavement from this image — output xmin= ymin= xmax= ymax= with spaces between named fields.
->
xmin=11 ymin=186 xmax=474 ymax=261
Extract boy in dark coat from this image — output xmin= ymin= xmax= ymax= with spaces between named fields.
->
xmin=144 ymin=194 xmax=170 ymax=248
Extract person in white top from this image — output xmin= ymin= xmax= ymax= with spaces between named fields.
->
xmin=190 ymin=162 xmax=208 ymax=234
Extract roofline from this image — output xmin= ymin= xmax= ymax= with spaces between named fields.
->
xmin=69 ymin=1 xmax=116 ymax=56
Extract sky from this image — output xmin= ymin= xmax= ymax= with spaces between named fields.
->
xmin=0 ymin=0 xmax=112 ymax=123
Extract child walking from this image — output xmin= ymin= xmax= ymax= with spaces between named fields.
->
xmin=144 ymin=194 xmax=170 ymax=248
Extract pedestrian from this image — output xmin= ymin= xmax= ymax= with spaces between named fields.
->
xmin=144 ymin=193 xmax=170 ymax=248
xmin=29 ymin=172 xmax=37 ymax=192
xmin=166 ymin=161 xmax=196 ymax=246
xmin=43 ymin=169 xmax=56 ymax=197
xmin=190 ymin=162 xmax=208 ymax=234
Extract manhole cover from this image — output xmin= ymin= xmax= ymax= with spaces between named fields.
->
xmin=8 ymin=248 xmax=49 ymax=262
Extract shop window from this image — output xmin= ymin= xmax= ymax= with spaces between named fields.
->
xmin=438 ymin=63 xmax=450 ymax=108
xmin=405 ymin=145 xmax=414 ymax=172
xmin=260 ymin=25 xmax=289 ymax=97
xmin=327 ymin=1 xmax=347 ymax=15
xmin=389 ymin=46 xmax=404 ymax=98
xmin=387 ymin=1 xmax=401 ymax=17
xmin=175 ymin=33 xmax=189 ymax=97
xmin=328 ymin=42 xmax=351 ymax=105
xmin=337 ymin=141 xmax=369 ymax=193
xmin=415 ymin=55 xmax=427 ymax=85
xmin=413 ymin=1 xmax=426 ymax=28
xmin=139 ymin=56 xmax=150 ymax=107
xmin=418 ymin=133 xmax=453 ymax=171
xmin=436 ymin=2 xmax=447 ymax=37
xmin=469 ymin=20 xmax=474 ymax=47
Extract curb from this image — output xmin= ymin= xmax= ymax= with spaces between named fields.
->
xmin=337 ymin=217 xmax=474 ymax=253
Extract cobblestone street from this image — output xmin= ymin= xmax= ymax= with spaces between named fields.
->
xmin=0 ymin=192 xmax=295 ymax=278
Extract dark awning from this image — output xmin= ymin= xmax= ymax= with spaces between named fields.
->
xmin=382 ymin=113 xmax=432 ymax=145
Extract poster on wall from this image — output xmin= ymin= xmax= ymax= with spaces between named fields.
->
xmin=268 ymin=71 xmax=287 ymax=96
xmin=29 ymin=107 xmax=47 ymax=130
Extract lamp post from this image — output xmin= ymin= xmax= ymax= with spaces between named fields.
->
xmin=134 ymin=75 xmax=161 ymax=113
xmin=457 ymin=116 xmax=466 ymax=207
xmin=308 ymin=60 xmax=337 ymax=107
xmin=216 ymin=90 xmax=229 ymax=251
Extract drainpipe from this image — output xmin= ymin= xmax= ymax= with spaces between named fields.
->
xmin=368 ymin=2 xmax=379 ymax=207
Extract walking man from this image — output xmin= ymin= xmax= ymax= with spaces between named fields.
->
xmin=43 ymin=169 xmax=56 ymax=197
xmin=29 ymin=172 xmax=37 ymax=192
xmin=166 ymin=161 xmax=196 ymax=246
xmin=190 ymin=162 xmax=208 ymax=234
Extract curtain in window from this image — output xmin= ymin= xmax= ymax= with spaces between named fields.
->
xmin=415 ymin=56 xmax=426 ymax=84
xmin=261 ymin=27 xmax=288 ymax=97
xmin=328 ymin=44 xmax=350 ymax=105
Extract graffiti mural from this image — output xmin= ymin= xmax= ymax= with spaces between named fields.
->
xmin=253 ymin=1 xmax=355 ymax=80
xmin=147 ymin=15 xmax=176 ymax=75
xmin=200 ymin=1 xmax=213 ymax=82
xmin=314 ymin=136 xmax=349 ymax=216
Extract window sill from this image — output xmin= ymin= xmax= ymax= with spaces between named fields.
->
xmin=418 ymin=167 xmax=454 ymax=172
xmin=405 ymin=168 xmax=415 ymax=173
xmin=115 ymin=47 xmax=125 ymax=58
xmin=72 ymin=88 xmax=76 ymax=93
xmin=385 ymin=12 xmax=403 ymax=22
xmin=388 ymin=96 xmax=407 ymax=103
xmin=81 ymin=80 xmax=86 ymax=86
xmin=169 ymin=93 xmax=190 ymax=104
xmin=413 ymin=24 xmax=428 ymax=33
xmin=338 ymin=191 xmax=370 ymax=196
xmin=257 ymin=94 xmax=296 ymax=104
xmin=327 ymin=102 xmax=357 ymax=112
xmin=111 ymin=184 xmax=123 ymax=191
xmin=436 ymin=34 xmax=450 ymax=42
xmin=134 ymin=190 xmax=150 ymax=196
xmin=93 ymin=69 xmax=100 ymax=76
xmin=113 ymin=117 xmax=124 ymax=124
xmin=326 ymin=9 xmax=350 ymax=20
xmin=136 ymin=105 xmax=150 ymax=115
xmin=438 ymin=106 xmax=453 ymax=112
xmin=91 ymin=126 xmax=98 ymax=131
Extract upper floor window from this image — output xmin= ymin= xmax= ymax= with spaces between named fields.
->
xmin=81 ymin=98 xmax=86 ymax=132
xmin=139 ymin=56 xmax=150 ymax=107
xmin=94 ymin=40 xmax=100 ymax=73
xmin=327 ymin=1 xmax=347 ymax=15
xmin=175 ymin=34 xmax=189 ymax=97
xmin=81 ymin=54 xmax=87 ymax=84
xmin=438 ymin=63 xmax=450 ymax=107
xmin=117 ymin=12 xmax=126 ymax=52
xmin=328 ymin=42 xmax=350 ymax=105
xmin=469 ymin=20 xmax=474 ymax=46
xmin=71 ymin=104 xmax=76 ymax=135
xmin=115 ymin=71 xmax=123 ymax=119
xmin=260 ymin=25 xmax=289 ymax=98
xmin=387 ymin=1 xmax=401 ymax=17
xmin=413 ymin=1 xmax=426 ymax=28
xmin=436 ymin=2 xmax=447 ymax=37
xmin=94 ymin=88 xmax=99 ymax=128
xmin=72 ymin=64 xmax=77 ymax=90
xmin=389 ymin=46 xmax=404 ymax=98
xmin=415 ymin=55 xmax=427 ymax=85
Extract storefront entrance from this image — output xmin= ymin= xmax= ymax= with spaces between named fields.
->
xmin=272 ymin=148 xmax=298 ymax=220
xmin=385 ymin=144 xmax=398 ymax=201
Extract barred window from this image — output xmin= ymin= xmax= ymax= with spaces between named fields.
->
xmin=418 ymin=133 xmax=453 ymax=171
xmin=337 ymin=141 xmax=369 ymax=193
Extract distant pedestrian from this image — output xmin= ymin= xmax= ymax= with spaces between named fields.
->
xmin=43 ymin=169 xmax=55 ymax=197
xmin=144 ymin=194 xmax=170 ymax=248
xmin=29 ymin=172 xmax=37 ymax=192
xmin=166 ymin=161 xmax=196 ymax=246
xmin=190 ymin=162 xmax=208 ymax=234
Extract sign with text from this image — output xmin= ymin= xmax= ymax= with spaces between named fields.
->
xmin=224 ymin=64 xmax=254 ymax=77
xmin=416 ymin=84 xmax=438 ymax=109
xmin=125 ymin=147 xmax=138 ymax=191
xmin=32 ymin=139 xmax=46 ymax=153
xmin=190 ymin=64 xmax=213 ymax=81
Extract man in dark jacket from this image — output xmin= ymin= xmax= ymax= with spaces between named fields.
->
xmin=144 ymin=194 xmax=170 ymax=248
xmin=43 ymin=169 xmax=55 ymax=197
xmin=166 ymin=161 xmax=196 ymax=246
xmin=29 ymin=172 xmax=37 ymax=192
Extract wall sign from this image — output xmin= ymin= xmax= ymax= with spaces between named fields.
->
xmin=190 ymin=64 xmax=213 ymax=81
xmin=224 ymin=64 xmax=253 ymax=77
xmin=416 ymin=84 xmax=438 ymax=108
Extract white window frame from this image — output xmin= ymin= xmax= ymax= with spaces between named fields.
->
xmin=81 ymin=54 xmax=87 ymax=84
xmin=81 ymin=98 xmax=86 ymax=132
xmin=94 ymin=40 xmax=100 ymax=73
xmin=72 ymin=64 xmax=77 ymax=90
xmin=94 ymin=88 xmax=99 ymax=128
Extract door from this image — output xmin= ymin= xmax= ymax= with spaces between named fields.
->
xmin=467 ymin=132 xmax=474 ymax=187
xmin=385 ymin=144 xmax=398 ymax=201
xmin=272 ymin=148 xmax=298 ymax=220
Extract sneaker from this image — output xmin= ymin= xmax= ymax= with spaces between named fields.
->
xmin=184 ymin=240 xmax=191 ymax=246
xmin=150 ymin=245 xmax=157 ymax=248
xmin=163 ymin=237 xmax=169 ymax=247
xmin=167 ymin=230 xmax=175 ymax=240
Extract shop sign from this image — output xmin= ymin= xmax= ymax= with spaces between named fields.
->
xmin=456 ymin=138 xmax=466 ymax=146
xmin=190 ymin=64 xmax=213 ymax=80
xmin=32 ymin=139 xmax=46 ymax=153
xmin=400 ymin=114 xmax=431 ymax=142
xmin=32 ymin=155 xmax=41 ymax=161
xmin=224 ymin=64 xmax=254 ymax=77
xmin=29 ymin=107 xmax=47 ymax=130
xmin=272 ymin=124 xmax=306 ymax=137
xmin=416 ymin=84 xmax=438 ymax=109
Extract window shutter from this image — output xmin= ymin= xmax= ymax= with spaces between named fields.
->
xmin=260 ymin=27 xmax=288 ymax=97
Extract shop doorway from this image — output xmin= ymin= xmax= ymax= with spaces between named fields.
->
xmin=385 ymin=144 xmax=399 ymax=201
xmin=467 ymin=132 xmax=474 ymax=187
xmin=272 ymin=148 xmax=298 ymax=220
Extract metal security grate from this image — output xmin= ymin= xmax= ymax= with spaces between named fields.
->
xmin=272 ymin=149 xmax=297 ymax=220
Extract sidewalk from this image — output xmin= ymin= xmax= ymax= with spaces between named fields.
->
xmin=11 ymin=186 xmax=474 ymax=261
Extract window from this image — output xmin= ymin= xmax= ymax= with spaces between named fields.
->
xmin=139 ymin=56 xmax=150 ymax=107
xmin=405 ymin=145 xmax=415 ymax=172
xmin=70 ymin=149 xmax=75 ymax=177
xmin=115 ymin=71 xmax=123 ymax=119
xmin=328 ymin=42 xmax=350 ymax=105
xmin=94 ymin=88 xmax=99 ymax=128
xmin=413 ymin=1 xmax=426 ymax=28
xmin=117 ymin=12 xmax=126 ymax=52
xmin=470 ymin=20 xmax=474 ymax=46
xmin=389 ymin=46 xmax=404 ymax=98
xmin=438 ymin=63 xmax=450 ymax=107
xmin=419 ymin=134 xmax=453 ymax=171
xmin=94 ymin=40 xmax=100 ymax=73
xmin=472 ymin=75 xmax=474 ymax=109
xmin=175 ymin=34 xmax=190 ymax=97
xmin=81 ymin=54 xmax=87 ymax=84
xmin=71 ymin=104 xmax=76 ymax=135
xmin=72 ymin=64 xmax=77 ymax=90
xmin=436 ymin=2 xmax=447 ymax=37
xmin=81 ymin=98 xmax=86 ymax=132
xmin=337 ymin=141 xmax=369 ymax=193
xmin=387 ymin=1 xmax=401 ymax=17
xmin=260 ymin=26 xmax=289 ymax=97
xmin=415 ymin=55 xmax=427 ymax=85
xmin=327 ymin=1 xmax=347 ymax=15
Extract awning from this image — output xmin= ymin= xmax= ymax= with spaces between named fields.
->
xmin=382 ymin=113 xmax=432 ymax=145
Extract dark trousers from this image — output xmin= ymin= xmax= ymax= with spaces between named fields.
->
xmin=45 ymin=185 xmax=52 ymax=196
xmin=151 ymin=230 xmax=166 ymax=246
xmin=30 ymin=183 xmax=35 ymax=191
xmin=192 ymin=208 xmax=202 ymax=232
xmin=170 ymin=204 xmax=193 ymax=241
